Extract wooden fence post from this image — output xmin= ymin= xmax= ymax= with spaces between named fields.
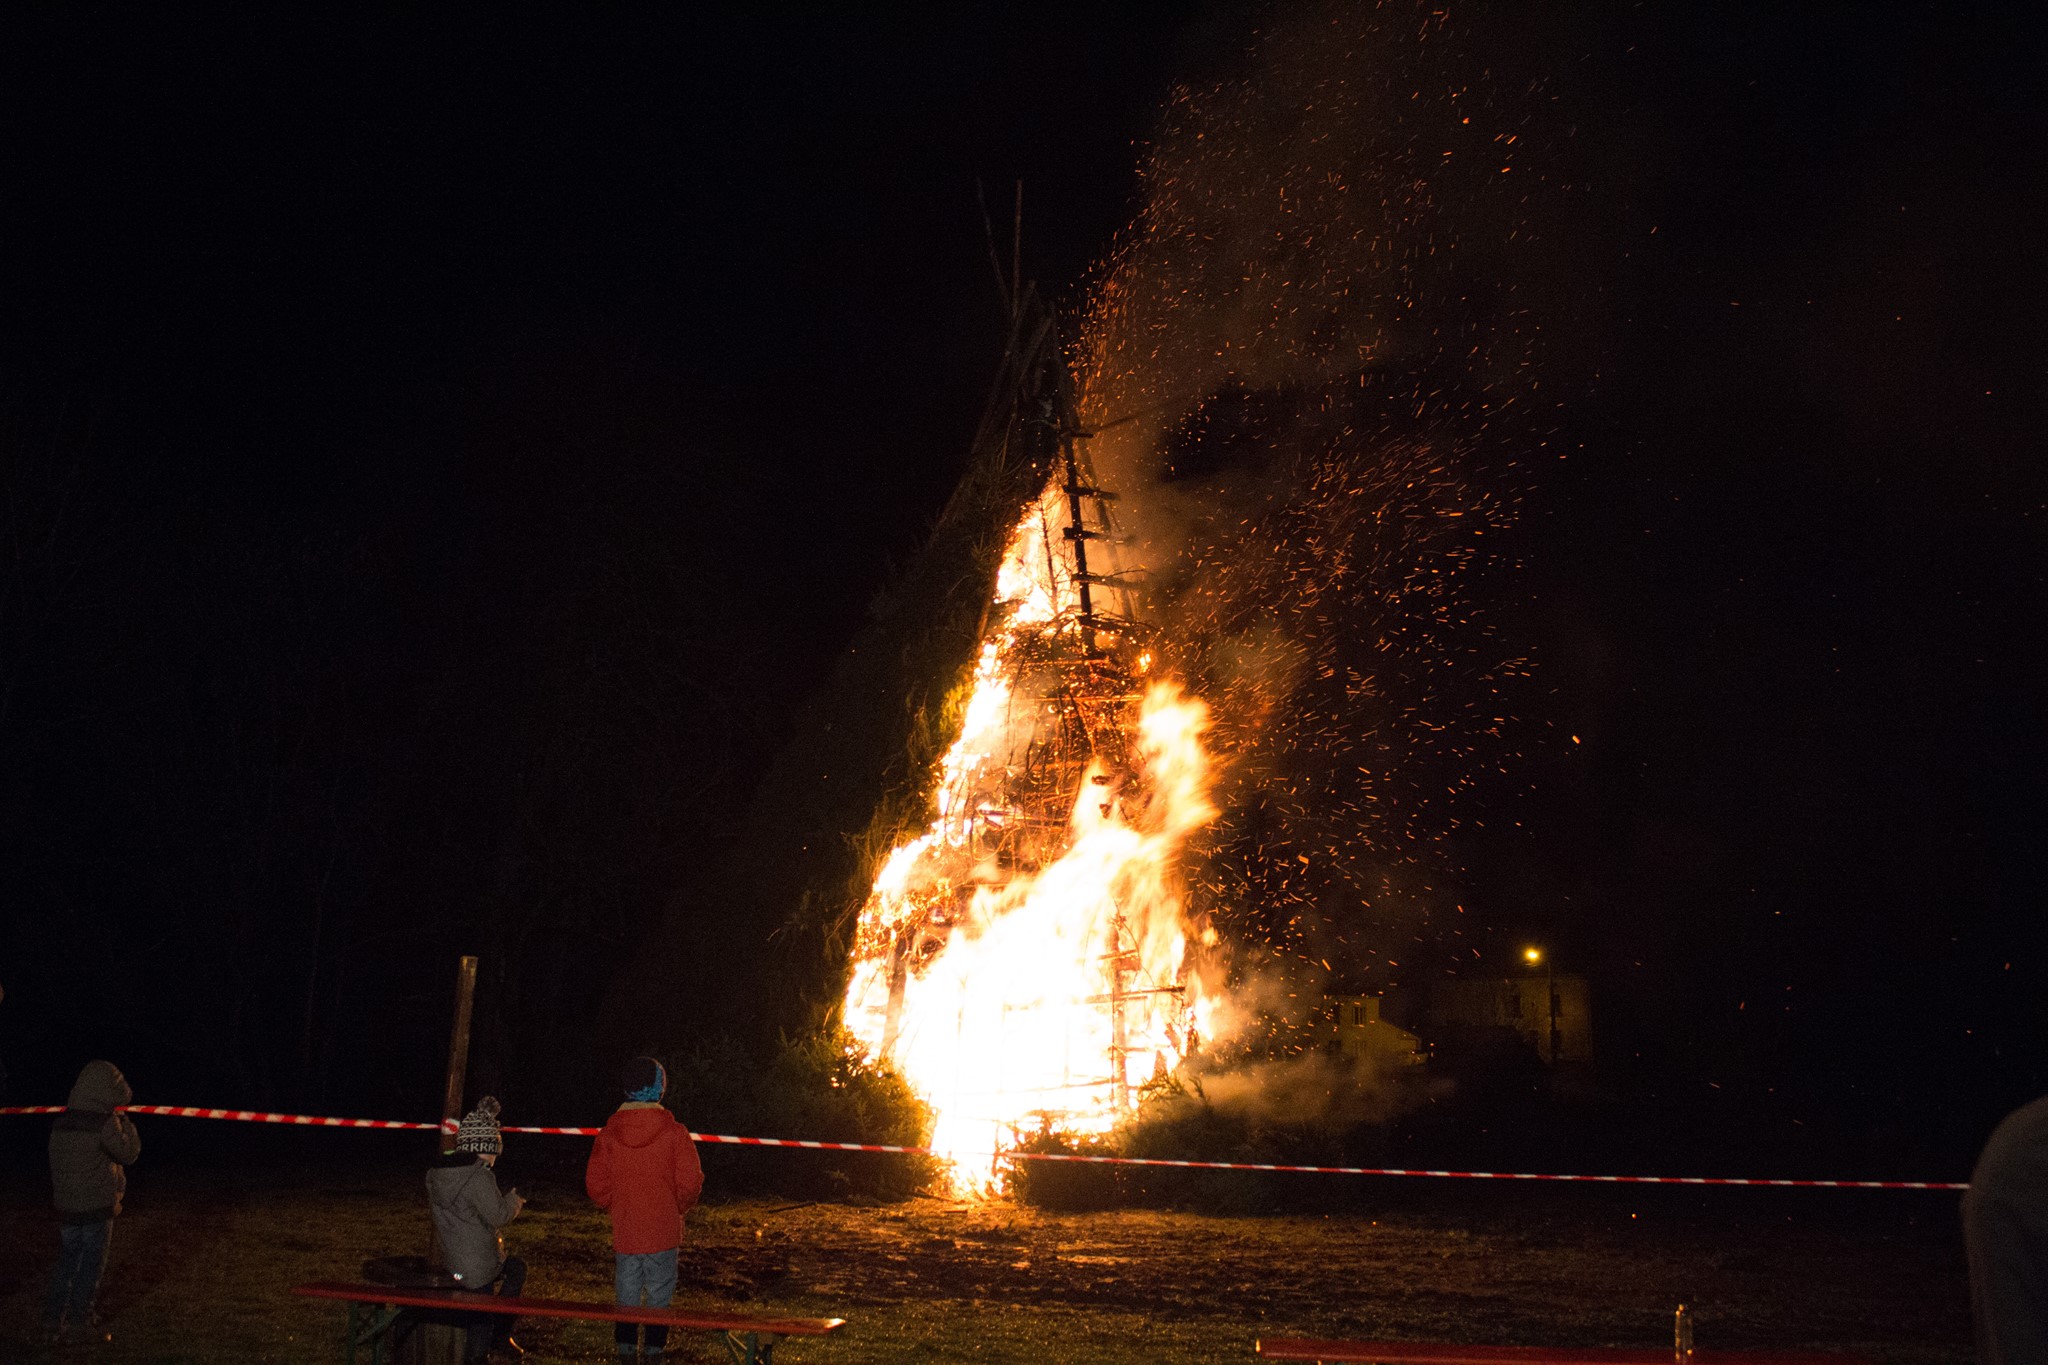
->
xmin=427 ymin=954 xmax=479 ymax=1281
xmin=438 ymin=955 xmax=479 ymax=1153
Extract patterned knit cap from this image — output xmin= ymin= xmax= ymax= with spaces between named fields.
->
xmin=455 ymin=1096 xmax=503 ymax=1156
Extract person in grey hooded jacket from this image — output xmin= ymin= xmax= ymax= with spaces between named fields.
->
xmin=43 ymin=1059 xmax=141 ymax=1344
xmin=428 ymin=1097 xmax=527 ymax=1361
xmin=1964 ymin=1094 xmax=2048 ymax=1364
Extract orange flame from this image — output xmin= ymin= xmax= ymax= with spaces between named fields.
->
xmin=842 ymin=488 xmax=1229 ymax=1192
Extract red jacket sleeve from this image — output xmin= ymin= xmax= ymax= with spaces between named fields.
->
xmin=586 ymin=1129 xmax=614 ymax=1210
xmin=674 ymin=1126 xmax=704 ymax=1216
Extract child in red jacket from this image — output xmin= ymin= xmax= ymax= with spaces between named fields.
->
xmin=586 ymin=1057 xmax=703 ymax=1364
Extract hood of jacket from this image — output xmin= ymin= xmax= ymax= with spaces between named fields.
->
xmin=425 ymin=1156 xmax=489 ymax=1204
xmin=67 ymin=1061 xmax=131 ymax=1113
xmin=603 ymin=1102 xmax=679 ymax=1149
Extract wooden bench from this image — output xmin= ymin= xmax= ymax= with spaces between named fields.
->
xmin=1256 ymin=1341 xmax=1869 ymax=1364
xmin=293 ymin=1280 xmax=844 ymax=1365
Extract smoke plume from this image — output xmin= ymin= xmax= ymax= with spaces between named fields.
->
xmin=1076 ymin=1 xmax=1551 ymax=1024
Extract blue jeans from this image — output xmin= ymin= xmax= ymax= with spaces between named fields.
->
xmin=614 ymin=1248 xmax=678 ymax=1355
xmin=43 ymin=1219 xmax=112 ymax=1330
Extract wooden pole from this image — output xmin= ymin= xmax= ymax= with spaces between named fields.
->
xmin=1011 ymin=179 xmax=1023 ymax=316
xmin=427 ymin=954 xmax=479 ymax=1276
xmin=439 ymin=955 xmax=478 ymax=1152
xmin=977 ymin=179 xmax=1012 ymax=320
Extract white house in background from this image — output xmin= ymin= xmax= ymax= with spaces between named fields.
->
xmin=1327 ymin=995 xmax=1426 ymax=1068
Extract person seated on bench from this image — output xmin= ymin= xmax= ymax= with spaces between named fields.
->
xmin=428 ymin=1097 xmax=528 ymax=1361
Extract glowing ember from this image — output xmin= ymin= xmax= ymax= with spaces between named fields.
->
xmin=842 ymin=484 xmax=1229 ymax=1191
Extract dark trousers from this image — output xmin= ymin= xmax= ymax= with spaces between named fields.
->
xmin=43 ymin=1218 xmax=112 ymax=1330
xmin=463 ymin=1255 xmax=526 ymax=1362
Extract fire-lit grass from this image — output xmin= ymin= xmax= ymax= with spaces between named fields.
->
xmin=0 ymin=1162 xmax=1969 ymax=1364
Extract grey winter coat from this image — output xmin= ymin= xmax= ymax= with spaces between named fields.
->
xmin=49 ymin=1060 xmax=140 ymax=1224
xmin=1964 ymin=1094 xmax=2048 ymax=1364
xmin=425 ymin=1155 xmax=519 ymax=1285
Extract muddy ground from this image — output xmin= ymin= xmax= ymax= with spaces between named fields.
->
xmin=0 ymin=1158 xmax=1974 ymax=1363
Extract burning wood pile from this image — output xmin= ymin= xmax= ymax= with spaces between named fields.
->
xmin=841 ymin=296 xmax=1229 ymax=1189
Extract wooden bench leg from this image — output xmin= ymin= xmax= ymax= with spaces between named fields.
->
xmin=342 ymin=1301 xmax=404 ymax=1365
xmin=720 ymin=1329 xmax=781 ymax=1365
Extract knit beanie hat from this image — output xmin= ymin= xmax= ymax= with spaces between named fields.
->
xmin=621 ymin=1057 xmax=666 ymax=1103
xmin=455 ymin=1096 xmax=503 ymax=1156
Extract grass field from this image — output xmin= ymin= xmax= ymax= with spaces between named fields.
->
xmin=0 ymin=1155 xmax=1973 ymax=1364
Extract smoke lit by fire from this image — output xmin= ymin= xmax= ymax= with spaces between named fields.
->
xmin=843 ymin=2 xmax=1547 ymax=1189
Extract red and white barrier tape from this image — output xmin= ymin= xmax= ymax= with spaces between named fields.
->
xmin=996 ymin=1150 xmax=1965 ymax=1190
xmin=0 ymin=1105 xmax=1966 ymax=1190
xmin=3 ymin=1104 xmax=446 ymax=1131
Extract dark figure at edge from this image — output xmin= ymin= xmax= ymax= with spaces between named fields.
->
xmin=43 ymin=1059 xmax=140 ymax=1346
xmin=1964 ymin=1094 xmax=2048 ymax=1364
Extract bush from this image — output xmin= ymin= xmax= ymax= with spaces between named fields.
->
xmin=658 ymin=1032 xmax=938 ymax=1202
xmin=1007 ymin=1073 xmax=1397 ymax=1214
xmin=1004 ymin=1125 xmax=1123 ymax=1211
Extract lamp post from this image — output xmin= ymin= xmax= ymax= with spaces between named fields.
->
xmin=1523 ymin=946 xmax=1558 ymax=1063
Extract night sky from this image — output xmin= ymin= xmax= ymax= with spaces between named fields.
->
xmin=3 ymin=4 xmax=2042 ymax=1175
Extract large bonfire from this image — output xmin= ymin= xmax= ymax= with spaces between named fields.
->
xmin=840 ymin=2 xmax=1540 ymax=1193
xmin=841 ymin=416 xmax=1232 ymax=1189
